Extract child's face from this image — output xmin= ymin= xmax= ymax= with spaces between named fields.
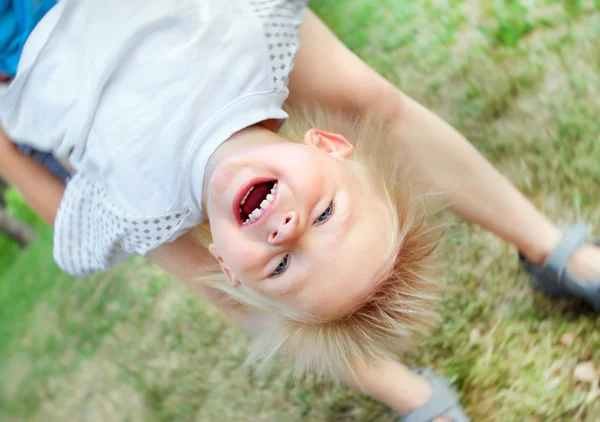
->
xmin=205 ymin=127 xmax=394 ymax=320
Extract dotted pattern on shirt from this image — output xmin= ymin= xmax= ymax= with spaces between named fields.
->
xmin=54 ymin=172 xmax=190 ymax=276
xmin=247 ymin=0 xmax=307 ymax=93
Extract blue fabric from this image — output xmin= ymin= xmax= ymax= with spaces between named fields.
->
xmin=0 ymin=0 xmax=57 ymax=77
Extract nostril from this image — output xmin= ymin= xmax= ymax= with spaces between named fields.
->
xmin=268 ymin=230 xmax=278 ymax=243
xmin=285 ymin=217 xmax=291 ymax=224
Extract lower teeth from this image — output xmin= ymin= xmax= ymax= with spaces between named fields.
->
xmin=241 ymin=182 xmax=278 ymax=224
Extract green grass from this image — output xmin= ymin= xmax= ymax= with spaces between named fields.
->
xmin=0 ymin=233 xmax=20 ymax=270
xmin=0 ymin=187 xmax=47 ymax=269
xmin=1 ymin=0 xmax=600 ymax=420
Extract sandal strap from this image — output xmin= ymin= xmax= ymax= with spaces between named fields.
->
xmin=403 ymin=368 xmax=469 ymax=422
xmin=521 ymin=221 xmax=600 ymax=309
xmin=545 ymin=221 xmax=589 ymax=283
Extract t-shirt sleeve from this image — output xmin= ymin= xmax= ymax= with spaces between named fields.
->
xmin=246 ymin=0 xmax=307 ymax=96
xmin=53 ymin=172 xmax=193 ymax=276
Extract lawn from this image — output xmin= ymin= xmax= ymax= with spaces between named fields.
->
xmin=1 ymin=0 xmax=600 ymax=421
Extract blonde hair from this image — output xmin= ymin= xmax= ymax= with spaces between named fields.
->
xmin=195 ymin=108 xmax=442 ymax=381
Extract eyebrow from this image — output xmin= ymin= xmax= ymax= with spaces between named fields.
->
xmin=275 ymin=270 xmax=309 ymax=297
xmin=339 ymin=202 xmax=354 ymax=236
xmin=328 ymin=197 xmax=354 ymax=242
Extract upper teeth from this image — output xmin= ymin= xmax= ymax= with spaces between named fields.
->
xmin=240 ymin=186 xmax=254 ymax=206
xmin=242 ymin=183 xmax=277 ymax=225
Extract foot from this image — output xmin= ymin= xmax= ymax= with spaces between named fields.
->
xmin=520 ymin=222 xmax=600 ymax=309
xmin=398 ymin=368 xmax=470 ymax=422
xmin=405 ymin=374 xmax=450 ymax=422
xmin=567 ymin=243 xmax=600 ymax=283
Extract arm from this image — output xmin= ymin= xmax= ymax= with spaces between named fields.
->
xmin=0 ymin=125 xmax=255 ymax=323
xmin=289 ymin=10 xmax=561 ymax=265
xmin=0 ymin=127 xmax=65 ymax=224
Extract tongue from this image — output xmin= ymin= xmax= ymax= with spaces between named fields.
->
xmin=241 ymin=182 xmax=272 ymax=216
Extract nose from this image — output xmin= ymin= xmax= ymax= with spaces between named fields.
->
xmin=268 ymin=211 xmax=301 ymax=245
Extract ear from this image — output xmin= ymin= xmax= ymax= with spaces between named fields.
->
xmin=304 ymin=129 xmax=354 ymax=158
xmin=209 ymin=244 xmax=240 ymax=287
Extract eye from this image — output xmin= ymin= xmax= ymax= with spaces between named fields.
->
xmin=314 ymin=200 xmax=335 ymax=225
xmin=270 ymin=254 xmax=290 ymax=278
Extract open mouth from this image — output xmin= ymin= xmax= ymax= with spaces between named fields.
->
xmin=237 ymin=180 xmax=278 ymax=225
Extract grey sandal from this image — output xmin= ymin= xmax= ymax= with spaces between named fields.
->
xmin=400 ymin=367 xmax=470 ymax=422
xmin=519 ymin=221 xmax=600 ymax=311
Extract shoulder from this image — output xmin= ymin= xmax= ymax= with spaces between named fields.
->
xmin=242 ymin=0 xmax=308 ymax=95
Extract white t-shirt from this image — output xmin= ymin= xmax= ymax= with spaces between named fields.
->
xmin=0 ymin=0 xmax=307 ymax=275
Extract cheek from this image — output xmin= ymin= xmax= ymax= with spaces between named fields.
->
xmin=288 ymin=154 xmax=330 ymax=188
xmin=208 ymin=160 xmax=238 ymax=197
xmin=211 ymin=229 xmax=261 ymax=275
xmin=208 ymin=211 xmax=239 ymax=259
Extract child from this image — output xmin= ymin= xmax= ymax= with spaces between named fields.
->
xmin=1 ymin=1 xmax=599 ymax=421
